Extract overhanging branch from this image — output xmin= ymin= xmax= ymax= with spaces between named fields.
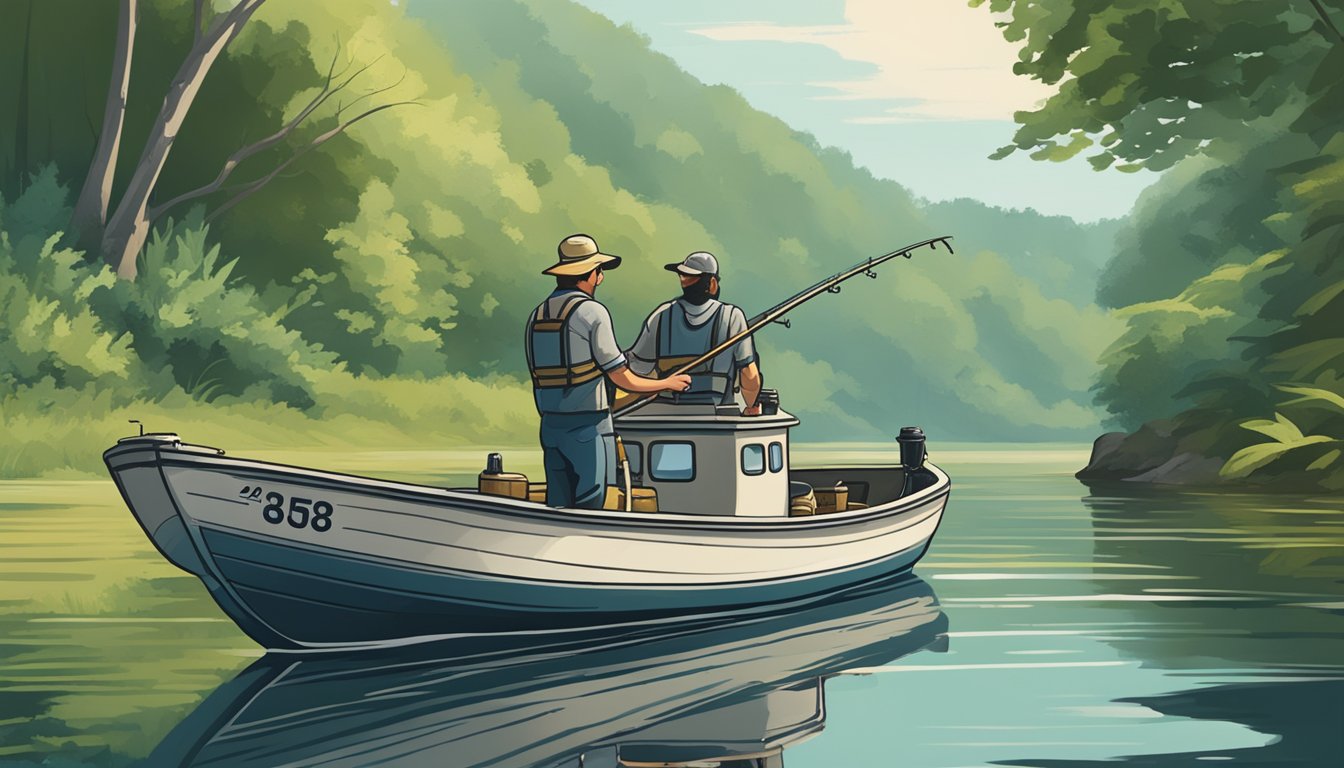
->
xmin=204 ymin=100 xmax=418 ymax=224
xmin=147 ymin=48 xmax=385 ymax=222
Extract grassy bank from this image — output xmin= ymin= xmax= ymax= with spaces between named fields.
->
xmin=0 ymin=375 xmax=536 ymax=479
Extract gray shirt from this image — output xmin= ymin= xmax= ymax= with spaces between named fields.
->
xmin=529 ymin=290 xmax=628 ymax=414
xmin=627 ymin=299 xmax=756 ymax=402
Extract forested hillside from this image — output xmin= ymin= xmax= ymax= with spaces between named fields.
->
xmin=975 ymin=0 xmax=1344 ymax=491
xmin=0 ymin=0 xmax=1117 ymax=476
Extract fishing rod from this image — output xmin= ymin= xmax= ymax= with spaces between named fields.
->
xmin=613 ymin=234 xmax=954 ymax=418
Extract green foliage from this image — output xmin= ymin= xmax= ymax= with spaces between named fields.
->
xmin=1222 ymin=409 xmax=1342 ymax=486
xmin=1095 ymin=127 xmax=1311 ymax=308
xmin=2 ymin=0 xmax=1129 ymax=476
xmin=982 ymin=0 xmax=1344 ymax=490
xmin=969 ymin=0 xmax=1333 ymax=170
xmin=0 ymin=174 xmax=535 ymax=477
xmin=394 ymin=0 xmax=1115 ymax=439
xmin=0 ymin=168 xmax=138 ymax=394
xmin=1093 ymin=252 xmax=1286 ymax=430
xmin=115 ymin=214 xmax=347 ymax=407
xmin=1276 ymin=383 xmax=1344 ymax=414
xmin=0 ymin=0 xmax=372 ymax=283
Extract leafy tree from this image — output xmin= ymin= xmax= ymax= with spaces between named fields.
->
xmin=2 ymin=1 xmax=368 ymax=283
xmin=3 ymin=0 xmax=409 ymax=279
xmin=975 ymin=0 xmax=1344 ymax=486
xmin=973 ymin=0 xmax=1340 ymax=169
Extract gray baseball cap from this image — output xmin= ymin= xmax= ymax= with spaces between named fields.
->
xmin=665 ymin=251 xmax=719 ymax=276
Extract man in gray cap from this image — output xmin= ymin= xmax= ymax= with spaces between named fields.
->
xmin=626 ymin=251 xmax=763 ymax=414
xmin=527 ymin=234 xmax=691 ymax=509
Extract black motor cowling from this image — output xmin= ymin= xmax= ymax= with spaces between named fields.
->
xmin=897 ymin=426 xmax=937 ymax=496
xmin=897 ymin=426 xmax=926 ymax=469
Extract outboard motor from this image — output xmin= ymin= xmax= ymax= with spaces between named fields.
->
xmin=897 ymin=426 xmax=926 ymax=469
xmin=897 ymin=426 xmax=938 ymax=496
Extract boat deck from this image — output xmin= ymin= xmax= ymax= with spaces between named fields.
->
xmin=790 ymin=467 xmax=906 ymax=506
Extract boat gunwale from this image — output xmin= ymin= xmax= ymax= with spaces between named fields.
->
xmin=103 ymin=442 xmax=949 ymax=532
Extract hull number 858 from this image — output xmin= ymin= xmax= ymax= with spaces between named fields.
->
xmin=262 ymin=492 xmax=334 ymax=532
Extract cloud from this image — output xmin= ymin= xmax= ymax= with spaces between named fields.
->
xmin=688 ymin=0 xmax=1051 ymax=122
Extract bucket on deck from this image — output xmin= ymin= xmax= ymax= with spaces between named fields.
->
xmin=814 ymin=483 xmax=849 ymax=514
xmin=479 ymin=452 xmax=529 ymax=500
xmin=788 ymin=481 xmax=817 ymax=516
xmin=602 ymin=486 xmax=659 ymax=512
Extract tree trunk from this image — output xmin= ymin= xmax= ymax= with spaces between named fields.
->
xmin=11 ymin=0 xmax=35 ymax=193
xmin=102 ymin=0 xmax=266 ymax=280
xmin=71 ymin=0 xmax=137 ymax=250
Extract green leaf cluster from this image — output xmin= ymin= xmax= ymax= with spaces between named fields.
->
xmin=0 ymin=171 xmax=342 ymax=407
xmin=970 ymin=0 xmax=1331 ymax=170
xmin=978 ymin=0 xmax=1344 ymax=489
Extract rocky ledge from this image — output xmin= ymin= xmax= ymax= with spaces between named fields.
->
xmin=1076 ymin=421 xmax=1225 ymax=487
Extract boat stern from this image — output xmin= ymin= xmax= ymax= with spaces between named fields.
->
xmin=104 ymin=433 xmax=207 ymax=576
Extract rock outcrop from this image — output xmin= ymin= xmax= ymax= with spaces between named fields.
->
xmin=1077 ymin=421 xmax=1225 ymax=487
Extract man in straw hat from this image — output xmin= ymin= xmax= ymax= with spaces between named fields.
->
xmin=526 ymin=234 xmax=691 ymax=509
xmin=626 ymin=251 xmax=763 ymax=415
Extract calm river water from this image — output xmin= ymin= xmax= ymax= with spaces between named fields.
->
xmin=1 ymin=444 xmax=1341 ymax=766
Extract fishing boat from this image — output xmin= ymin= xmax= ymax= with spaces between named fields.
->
xmin=145 ymin=575 xmax=946 ymax=768
xmin=104 ymin=237 xmax=954 ymax=651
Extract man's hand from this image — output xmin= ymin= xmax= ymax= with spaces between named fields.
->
xmin=609 ymin=367 xmax=691 ymax=395
xmin=742 ymin=403 xmax=762 ymax=417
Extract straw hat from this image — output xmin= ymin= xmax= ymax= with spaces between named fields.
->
xmin=543 ymin=234 xmax=623 ymax=276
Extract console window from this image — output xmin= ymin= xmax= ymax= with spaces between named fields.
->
xmin=742 ymin=444 xmax=765 ymax=476
xmin=649 ymin=442 xmax=695 ymax=481
xmin=768 ymin=442 xmax=784 ymax=473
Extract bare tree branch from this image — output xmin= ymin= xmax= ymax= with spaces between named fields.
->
xmin=205 ymin=101 xmax=418 ymax=224
xmin=147 ymin=47 xmax=368 ymax=221
xmin=1308 ymin=0 xmax=1344 ymax=45
xmin=335 ymin=67 xmax=407 ymax=122
xmin=216 ymin=170 xmax=305 ymax=192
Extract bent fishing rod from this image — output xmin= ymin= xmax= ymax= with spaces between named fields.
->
xmin=613 ymin=234 xmax=954 ymax=418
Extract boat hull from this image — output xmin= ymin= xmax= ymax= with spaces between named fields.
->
xmin=105 ymin=437 xmax=949 ymax=650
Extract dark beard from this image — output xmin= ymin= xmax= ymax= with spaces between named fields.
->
xmin=681 ymin=279 xmax=718 ymax=306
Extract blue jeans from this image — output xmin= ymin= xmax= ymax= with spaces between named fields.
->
xmin=539 ymin=412 xmax=615 ymax=509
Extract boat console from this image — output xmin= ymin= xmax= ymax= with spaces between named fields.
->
xmin=613 ymin=401 xmax=799 ymax=516
xmin=476 ymin=394 xmax=933 ymax=518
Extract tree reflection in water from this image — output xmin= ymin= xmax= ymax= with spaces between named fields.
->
xmin=998 ymin=489 xmax=1344 ymax=767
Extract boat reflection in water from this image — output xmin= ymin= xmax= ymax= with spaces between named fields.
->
xmin=147 ymin=575 xmax=945 ymax=768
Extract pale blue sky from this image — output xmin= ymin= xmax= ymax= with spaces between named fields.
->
xmin=571 ymin=0 xmax=1155 ymax=222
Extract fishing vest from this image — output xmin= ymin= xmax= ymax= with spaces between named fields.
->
xmin=526 ymin=292 xmax=617 ymax=414
xmin=654 ymin=300 xmax=737 ymax=404
xmin=526 ymin=292 xmax=602 ymax=389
